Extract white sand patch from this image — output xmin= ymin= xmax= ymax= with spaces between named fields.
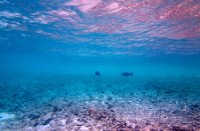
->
xmin=0 ymin=113 xmax=15 ymax=121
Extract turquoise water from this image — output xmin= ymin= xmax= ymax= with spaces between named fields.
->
xmin=1 ymin=52 xmax=200 ymax=130
xmin=1 ymin=52 xmax=200 ymax=76
xmin=1 ymin=0 xmax=200 ymax=130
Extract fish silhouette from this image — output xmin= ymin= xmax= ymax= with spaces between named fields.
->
xmin=95 ymin=71 xmax=101 ymax=76
xmin=121 ymin=72 xmax=134 ymax=77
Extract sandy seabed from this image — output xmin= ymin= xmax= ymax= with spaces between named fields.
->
xmin=0 ymin=75 xmax=200 ymax=131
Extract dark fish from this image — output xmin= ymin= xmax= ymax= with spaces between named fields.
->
xmin=95 ymin=71 xmax=101 ymax=76
xmin=121 ymin=72 xmax=134 ymax=77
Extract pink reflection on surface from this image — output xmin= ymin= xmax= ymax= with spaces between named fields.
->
xmin=65 ymin=0 xmax=101 ymax=13
xmin=3 ymin=0 xmax=199 ymax=40
xmin=1 ymin=0 xmax=200 ymax=55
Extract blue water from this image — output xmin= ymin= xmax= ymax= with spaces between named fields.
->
xmin=0 ymin=0 xmax=200 ymax=130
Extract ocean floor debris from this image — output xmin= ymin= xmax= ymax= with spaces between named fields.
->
xmin=0 ymin=76 xmax=200 ymax=130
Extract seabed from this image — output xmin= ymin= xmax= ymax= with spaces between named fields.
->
xmin=0 ymin=75 xmax=200 ymax=131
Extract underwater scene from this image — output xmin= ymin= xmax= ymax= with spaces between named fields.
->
xmin=1 ymin=0 xmax=200 ymax=131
